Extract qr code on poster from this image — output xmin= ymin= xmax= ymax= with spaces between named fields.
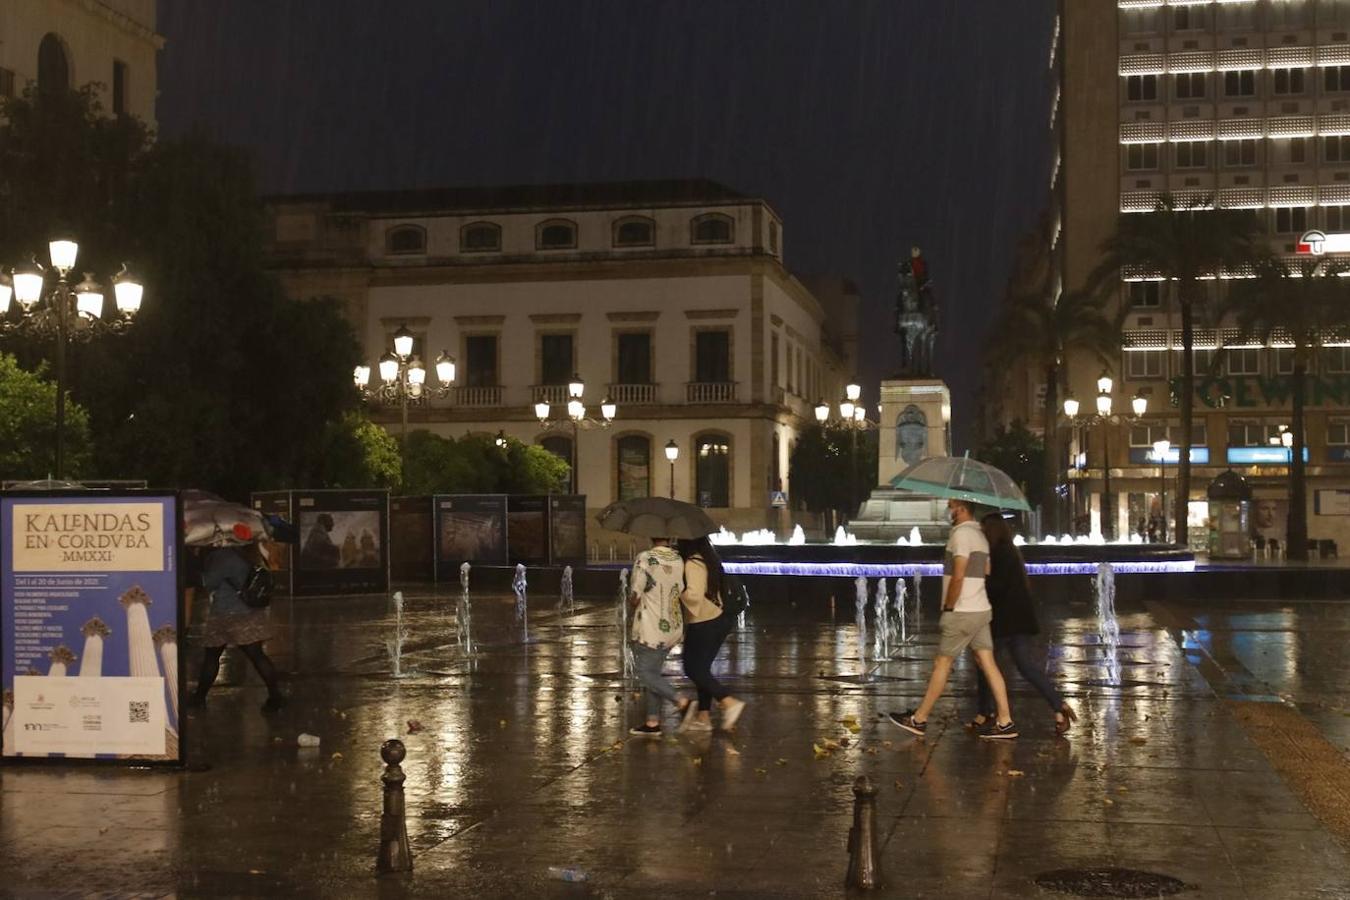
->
xmin=128 ymin=701 xmax=150 ymax=724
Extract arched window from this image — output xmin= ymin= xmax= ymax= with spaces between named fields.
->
xmin=695 ymin=434 xmax=731 ymax=508
xmin=536 ymin=219 xmax=577 ymax=250
xmin=616 ymin=435 xmax=651 ymax=501
xmin=613 ymin=216 xmax=655 ymax=247
xmin=38 ymin=34 xmax=70 ymax=94
xmin=691 ymin=213 xmax=734 ymax=245
xmin=460 ymin=221 xmax=501 ymax=252
xmin=540 ymin=435 xmax=575 ymax=492
xmin=386 ymin=225 xmax=426 ymax=255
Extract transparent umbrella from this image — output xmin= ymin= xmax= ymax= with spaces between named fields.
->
xmin=595 ymin=497 xmax=719 ymax=539
xmin=889 ymin=453 xmax=1031 ymax=512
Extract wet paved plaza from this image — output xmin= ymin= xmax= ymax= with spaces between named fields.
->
xmin=3 ymin=577 xmax=1350 ymax=898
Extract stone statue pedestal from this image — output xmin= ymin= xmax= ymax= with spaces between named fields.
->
xmin=849 ymin=378 xmax=953 ymax=543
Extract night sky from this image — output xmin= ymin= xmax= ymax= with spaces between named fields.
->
xmin=157 ymin=1 xmax=1056 ymax=447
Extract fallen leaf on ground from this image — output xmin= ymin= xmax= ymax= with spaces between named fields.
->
xmin=1103 ymin=798 xmax=1115 ymax=806
xmin=499 ymin=719 xmax=507 ymax=727
xmin=813 ymin=743 xmax=832 ymax=760
xmin=1129 ymin=737 xmax=1148 ymax=745
xmin=1006 ymin=769 xmax=1025 ymax=777
xmin=692 ymin=756 xmax=702 ymax=766
xmin=331 ymin=752 xmax=343 ymax=760
xmin=776 ymin=758 xmax=788 ymax=766
xmin=755 ymin=767 xmax=767 ymax=776
xmin=822 ymin=738 xmax=842 ymax=751
xmin=894 ymin=780 xmax=904 ymax=791
xmin=611 ymin=741 xmax=624 ymax=750
xmin=406 ymin=720 xmax=423 ymax=734
xmin=1116 ymin=787 xmax=1129 ymax=794
xmin=840 ymin=737 xmax=851 ymax=748
xmin=865 ymin=747 xmax=878 ymax=755
xmin=882 ymin=740 xmax=893 ymax=749
xmin=725 ymin=746 xmax=740 ymax=756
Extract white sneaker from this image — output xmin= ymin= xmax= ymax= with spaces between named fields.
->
xmin=720 ymin=698 xmax=746 ymax=731
xmin=685 ymin=717 xmax=714 ymax=733
xmin=678 ymin=701 xmax=700 ymax=733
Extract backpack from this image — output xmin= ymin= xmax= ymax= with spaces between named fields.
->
xmin=238 ymin=565 xmax=274 ymax=609
xmin=718 ymin=570 xmax=750 ymax=620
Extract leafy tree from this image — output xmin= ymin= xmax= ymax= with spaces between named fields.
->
xmin=312 ymin=412 xmax=401 ymax=488
xmin=1225 ymin=256 xmax=1350 ymax=561
xmin=401 ymin=430 xmax=570 ymax=495
xmin=985 ymin=288 xmax=1118 ymax=532
xmin=0 ymin=86 xmax=361 ymax=499
xmin=1093 ymin=194 xmax=1262 ymax=546
xmin=974 ymin=421 xmax=1045 ymax=512
xmin=0 ymin=353 xmax=92 ymax=479
xmin=788 ymin=423 xmax=877 ymax=523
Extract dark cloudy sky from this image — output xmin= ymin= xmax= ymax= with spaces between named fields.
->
xmin=157 ymin=0 xmax=1056 ymax=447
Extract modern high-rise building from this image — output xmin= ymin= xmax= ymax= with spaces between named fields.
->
xmin=1047 ymin=0 xmax=1350 ymax=552
xmin=0 ymin=1 xmax=161 ymax=126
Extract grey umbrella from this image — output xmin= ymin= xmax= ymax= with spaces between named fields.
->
xmin=595 ymin=497 xmax=719 ymax=539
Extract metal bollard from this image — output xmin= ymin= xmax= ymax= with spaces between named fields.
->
xmin=376 ymin=739 xmax=413 ymax=876
xmin=845 ymin=775 xmax=882 ymax=890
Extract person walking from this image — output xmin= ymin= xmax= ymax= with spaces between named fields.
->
xmin=186 ymin=543 xmax=286 ymax=713
xmin=677 ymin=536 xmax=746 ymax=733
xmin=888 ymin=499 xmax=1018 ymax=740
xmin=627 ymin=537 xmax=691 ymax=736
xmin=969 ymin=513 xmax=1077 ymax=735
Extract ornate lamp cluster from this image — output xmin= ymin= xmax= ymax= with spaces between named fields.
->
xmin=1063 ymin=371 xmax=1149 ymax=541
xmin=0 ymin=237 xmax=144 ymax=478
xmin=353 ymin=323 xmax=455 ymax=406
xmin=534 ymin=374 xmax=615 ymax=427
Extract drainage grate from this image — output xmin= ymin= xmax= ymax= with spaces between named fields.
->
xmin=1034 ymin=868 xmax=1192 ymax=898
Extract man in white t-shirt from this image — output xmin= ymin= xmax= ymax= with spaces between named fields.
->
xmin=888 ymin=499 xmax=1018 ymax=740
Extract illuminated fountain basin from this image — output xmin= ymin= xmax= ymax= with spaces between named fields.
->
xmin=711 ymin=526 xmax=1195 ymax=578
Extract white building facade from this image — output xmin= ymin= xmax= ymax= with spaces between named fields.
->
xmin=265 ymin=180 xmax=857 ymax=539
xmin=0 ymin=0 xmax=160 ymax=125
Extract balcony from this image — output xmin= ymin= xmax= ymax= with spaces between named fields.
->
xmin=531 ymin=384 xmax=568 ymax=404
xmin=686 ymin=382 xmax=738 ymax=404
xmin=455 ymin=385 xmax=503 ymax=407
xmin=608 ymin=383 xmax=658 ymax=404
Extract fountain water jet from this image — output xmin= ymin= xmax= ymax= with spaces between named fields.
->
xmin=854 ymin=576 xmax=869 ymax=676
xmin=386 ymin=591 xmax=410 ymax=678
xmin=1094 ymin=562 xmax=1121 ymax=685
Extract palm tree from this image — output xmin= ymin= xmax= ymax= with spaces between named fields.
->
xmin=988 ymin=287 xmax=1119 ymax=534
xmin=1093 ymin=194 xmax=1263 ymax=546
xmin=1225 ymin=255 xmax=1350 ymax=561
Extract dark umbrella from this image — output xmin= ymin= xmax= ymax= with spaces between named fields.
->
xmin=596 ymin=497 xmax=719 ymax=539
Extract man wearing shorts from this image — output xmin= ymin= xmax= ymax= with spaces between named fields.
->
xmin=889 ymin=498 xmax=1018 ymax=740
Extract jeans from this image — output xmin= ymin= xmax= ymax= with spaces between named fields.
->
xmin=631 ymin=642 xmax=680 ymax=718
xmin=682 ymin=615 xmax=735 ymax=711
xmin=975 ymin=633 xmax=1063 ymax=715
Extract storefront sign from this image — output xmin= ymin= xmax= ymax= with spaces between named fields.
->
xmin=1170 ymin=374 xmax=1350 ymax=409
xmin=1296 ymin=230 xmax=1350 ymax=255
xmin=1127 ymin=447 xmax=1210 ymax=465
xmin=2 ymin=493 xmax=182 ymax=764
xmin=1226 ymin=447 xmax=1310 ymax=465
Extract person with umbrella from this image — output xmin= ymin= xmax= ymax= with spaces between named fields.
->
xmin=626 ymin=536 xmax=690 ymax=736
xmin=886 ymin=456 xmax=1025 ymax=741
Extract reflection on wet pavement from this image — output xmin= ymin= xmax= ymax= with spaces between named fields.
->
xmin=2 ymin=582 xmax=1349 ymax=897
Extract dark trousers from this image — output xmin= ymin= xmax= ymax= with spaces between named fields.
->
xmin=193 ymin=641 xmax=281 ymax=701
xmin=682 ymin=614 xmax=734 ymax=711
xmin=976 ymin=633 xmax=1063 ymax=715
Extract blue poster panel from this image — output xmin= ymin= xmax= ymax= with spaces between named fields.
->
xmin=291 ymin=490 xmax=390 ymax=596
xmin=1 ymin=493 xmax=182 ymax=765
xmin=435 ymin=495 xmax=509 ymax=580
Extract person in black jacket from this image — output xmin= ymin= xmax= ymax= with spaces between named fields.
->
xmin=972 ymin=513 xmax=1078 ymax=735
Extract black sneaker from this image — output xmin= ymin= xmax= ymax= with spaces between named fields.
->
xmin=628 ymin=723 xmax=662 ymax=737
xmin=887 ymin=710 xmax=927 ymax=736
xmin=979 ymin=720 xmax=1019 ymax=740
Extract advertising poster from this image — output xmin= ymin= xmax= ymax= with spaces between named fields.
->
xmin=435 ymin=495 xmax=508 ymax=578
xmin=390 ymin=496 xmax=435 ymax=582
xmin=1249 ymin=497 xmax=1289 ymax=545
xmin=1 ymin=493 xmax=182 ymax=765
xmin=549 ymin=495 xmax=587 ymax=565
xmin=250 ymin=491 xmax=295 ymax=585
xmin=507 ymin=495 xmax=550 ymax=566
xmin=291 ymin=491 xmax=389 ymax=595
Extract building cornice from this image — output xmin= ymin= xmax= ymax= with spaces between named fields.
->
xmin=79 ymin=0 xmax=165 ymax=47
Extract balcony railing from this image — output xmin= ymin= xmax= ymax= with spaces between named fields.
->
xmin=455 ymin=385 xmax=503 ymax=407
xmin=530 ymin=384 xmax=568 ymax=404
xmin=608 ymin=383 xmax=657 ymax=404
xmin=686 ymin=381 xmax=738 ymax=403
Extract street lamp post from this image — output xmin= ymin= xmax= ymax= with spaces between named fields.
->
xmin=536 ymin=374 xmax=615 ymax=494
xmin=1063 ymin=371 xmax=1147 ymax=541
xmin=1152 ymin=438 xmax=1171 ymax=543
xmin=354 ymin=322 xmax=456 ymax=476
xmin=665 ymin=439 xmax=679 ymax=499
xmin=1 ymin=239 xmax=144 ymax=479
xmin=815 ymin=381 xmax=869 ymax=523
